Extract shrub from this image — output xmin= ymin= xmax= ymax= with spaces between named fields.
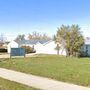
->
xmin=21 ymin=46 xmax=36 ymax=54
xmin=80 ymin=51 xmax=88 ymax=57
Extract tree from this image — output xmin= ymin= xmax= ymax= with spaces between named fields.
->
xmin=0 ymin=34 xmax=7 ymax=47
xmin=28 ymin=31 xmax=51 ymax=40
xmin=54 ymin=24 xmax=84 ymax=57
xmin=15 ymin=34 xmax=25 ymax=44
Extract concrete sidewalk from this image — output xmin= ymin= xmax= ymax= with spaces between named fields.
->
xmin=0 ymin=68 xmax=90 ymax=90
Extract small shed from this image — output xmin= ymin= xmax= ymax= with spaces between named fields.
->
xmin=7 ymin=41 xmax=19 ymax=53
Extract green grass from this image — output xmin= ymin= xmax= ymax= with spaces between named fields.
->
xmin=0 ymin=78 xmax=39 ymax=90
xmin=0 ymin=55 xmax=90 ymax=87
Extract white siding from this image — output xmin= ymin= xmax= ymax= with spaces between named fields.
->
xmin=35 ymin=41 xmax=66 ymax=55
xmin=7 ymin=41 xmax=19 ymax=53
xmin=43 ymin=41 xmax=57 ymax=54
xmin=34 ymin=42 xmax=44 ymax=54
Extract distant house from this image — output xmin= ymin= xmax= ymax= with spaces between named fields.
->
xmin=13 ymin=38 xmax=90 ymax=56
xmin=7 ymin=41 xmax=19 ymax=53
xmin=81 ymin=38 xmax=90 ymax=57
xmin=15 ymin=39 xmax=66 ymax=55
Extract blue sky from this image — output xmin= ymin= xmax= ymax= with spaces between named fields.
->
xmin=0 ymin=0 xmax=90 ymax=40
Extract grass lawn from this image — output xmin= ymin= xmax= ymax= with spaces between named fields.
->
xmin=0 ymin=78 xmax=39 ymax=90
xmin=0 ymin=55 xmax=90 ymax=87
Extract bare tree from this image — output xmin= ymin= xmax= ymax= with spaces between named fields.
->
xmin=0 ymin=34 xmax=6 ymax=43
xmin=15 ymin=34 xmax=25 ymax=44
xmin=28 ymin=31 xmax=51 ymax=40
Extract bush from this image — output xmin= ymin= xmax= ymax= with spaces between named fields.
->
xmin=21 ymin=46 xmax=36 ymax=54
xmin=80 ymin=51 xmax=88 ymax=57
xmin=0 ymin=48 xmax=7 ymax=53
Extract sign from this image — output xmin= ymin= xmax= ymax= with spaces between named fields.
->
xmin=10 ymin=48 xmax=25 ymax=57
